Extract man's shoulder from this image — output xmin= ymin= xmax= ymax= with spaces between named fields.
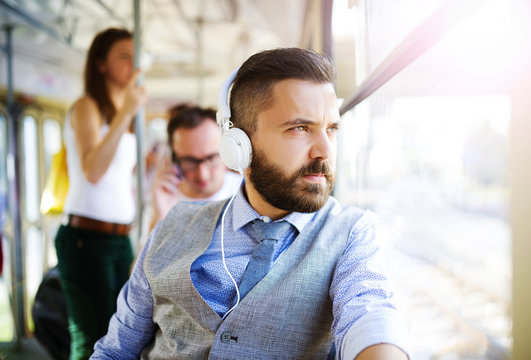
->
xmin=165 ymin=199 xmax=227 ymax=222
xmin=320 ymin=197 xmax=371 ymax=233
xmin=326 ymin=196 xmax=365 ymax=216
xmin=148 ymin=199 xmax=228 ymax=253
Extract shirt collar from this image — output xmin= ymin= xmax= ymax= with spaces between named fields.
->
xmin=231 ymin=185 xmax=315 ymax=234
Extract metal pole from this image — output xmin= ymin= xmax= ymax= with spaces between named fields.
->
xmin=3 ymin=24 xmax=25 ymax=345
xmin=133 ymin=0 xmax=145 ymax=247
xmin=196 ymin=0 xmax=205 ymax=104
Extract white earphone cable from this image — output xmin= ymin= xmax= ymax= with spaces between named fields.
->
xmin=220 ymin=190 xmax=240 ymax=319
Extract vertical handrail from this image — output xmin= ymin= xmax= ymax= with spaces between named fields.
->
xmin=3 ymin=24 xmax=25 ymax=346
xmin=196 ymin=0 xmax=205 ymax=105
xmin=133 ymin=0 xmax=145 ymax=249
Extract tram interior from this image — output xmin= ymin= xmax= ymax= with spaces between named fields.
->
xmin=1 ymin=0 xmax=531 ymax=359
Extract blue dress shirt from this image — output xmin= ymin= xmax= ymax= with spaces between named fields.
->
xmin=190 ymin=190 xmax=309 ymax=317
xmin=91 ymin=187 xmax=409 ymax=359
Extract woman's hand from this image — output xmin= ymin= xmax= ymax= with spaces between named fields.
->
xmin=118 ymin=70 xmax=148 ymax=128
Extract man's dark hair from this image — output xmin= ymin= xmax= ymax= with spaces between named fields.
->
xmin=84 ymin=28 xmax=132 ymax=123
xmin=166 ymin=105 xmax=217 ymax=146
xmin=229 ymin=47 xmax=336 ymax=135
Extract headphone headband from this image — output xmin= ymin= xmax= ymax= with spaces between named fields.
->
xmin=216 ymin=67 xmax=240 ymax=134
xmin=216 ymin=66 xmax=251 ymax=174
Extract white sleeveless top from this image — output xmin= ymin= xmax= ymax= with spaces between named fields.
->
xmin=63 ymin=115 xmax=137 ymax=224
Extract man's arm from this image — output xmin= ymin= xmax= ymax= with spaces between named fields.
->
xmin=90 ymin=224 xmax=161 ymax=359
xmin=330 ymin=210 xmax=409 ymax=360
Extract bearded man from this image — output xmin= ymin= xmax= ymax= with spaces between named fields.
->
xmin=91 ymin=48 xmax=409 ymax=360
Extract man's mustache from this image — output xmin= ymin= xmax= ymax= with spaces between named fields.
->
xmin=296 ymin=160 xmax=333 ymax=179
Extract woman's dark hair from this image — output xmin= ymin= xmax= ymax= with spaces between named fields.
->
xmin=84 ymin=28 xmax=132 ymax=123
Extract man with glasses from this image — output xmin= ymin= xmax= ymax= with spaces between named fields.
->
xmin=149 ymin=105 xmax=242 ymax=230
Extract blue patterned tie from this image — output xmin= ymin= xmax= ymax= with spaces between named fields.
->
xmin=235 ymin=219 xmax=292 ymax=303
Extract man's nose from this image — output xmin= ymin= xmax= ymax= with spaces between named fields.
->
xmin=195 ymin=161 xmax=210 ymax=180
xmin=309 ymin=130 xmax=333 ymax=160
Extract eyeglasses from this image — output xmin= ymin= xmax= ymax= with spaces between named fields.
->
xmin=174 ymin=153 xmax=221 ymax=173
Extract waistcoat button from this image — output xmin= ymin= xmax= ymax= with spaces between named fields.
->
xmin=220 ymin=331 xmax=232 ymax=343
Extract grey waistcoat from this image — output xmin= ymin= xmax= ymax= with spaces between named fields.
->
xmin=142 ymin=197 xmax=363 ymax=360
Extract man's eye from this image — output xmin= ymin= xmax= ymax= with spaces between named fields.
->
xmin=327 ymin=125 xmax=339 ymax=134
xmin=293 ymin=126 xmax=306 ymax=132
xmin=180 ymin=160 xmax=196 ymax=168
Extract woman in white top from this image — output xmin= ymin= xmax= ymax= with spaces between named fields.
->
xmin=54 ymin=27 xmax=146 ymax=360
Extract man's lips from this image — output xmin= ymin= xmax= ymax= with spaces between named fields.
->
xmin=303 ymin=173 xmax=327 ymax=183
xmin=195 ymin=180 xmax=209 ymax=188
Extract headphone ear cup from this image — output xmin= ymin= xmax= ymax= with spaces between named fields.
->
xmin=219 ymin=128 xmax=252 ymax=172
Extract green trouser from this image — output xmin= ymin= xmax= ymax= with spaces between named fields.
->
xmin=55 ymin=224 xmax=133 ymax=360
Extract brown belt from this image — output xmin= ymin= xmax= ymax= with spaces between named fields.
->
xmin=67 ymin=214 xmax=132 ymax=236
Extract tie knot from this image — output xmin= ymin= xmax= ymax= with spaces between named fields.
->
xmin=250 ymin=219 xmax=292 ymax=242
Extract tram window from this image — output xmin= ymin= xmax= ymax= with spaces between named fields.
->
xmin=358 ymin=0 xmax=446 ymax=77
xmin=42 ymin=119 xmax=62 ymax=172
xmin=42 ymin=118 xmax=62 ymax=269
xmin=25 ymin=225 xmax=45 ymax=330
xmin=336 ymin=1 xmax=517 ymax=357
xmin=340 ymin=97 xmax=511 ymax=358
xmin=21 ymin=115 xmax=40 ymax=223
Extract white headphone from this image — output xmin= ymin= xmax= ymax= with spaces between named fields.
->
xmin=216 ymin=67 xmax=252 ymax=174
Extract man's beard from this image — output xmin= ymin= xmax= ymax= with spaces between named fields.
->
xmin=249 ymin=147 xmax=335 ymax=213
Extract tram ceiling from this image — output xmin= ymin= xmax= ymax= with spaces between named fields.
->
xmin=0 ymin=0 xmax=314 ymax=110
